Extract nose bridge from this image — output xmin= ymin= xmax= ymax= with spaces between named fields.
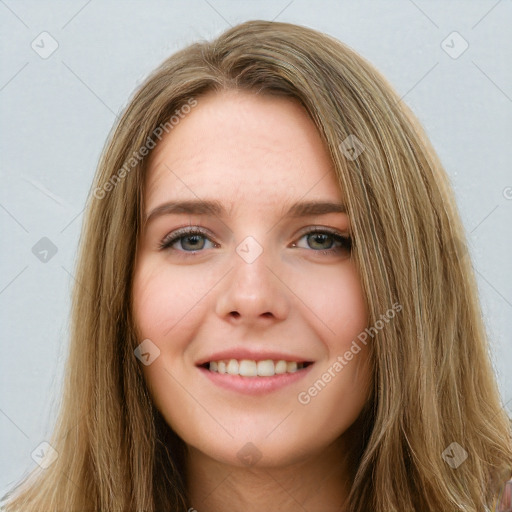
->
xmin=215 ymin=233 xmax=289 ymax=321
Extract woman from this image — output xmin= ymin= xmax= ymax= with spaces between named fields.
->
xmin=2 ymin=19 xmax=511 ymax=512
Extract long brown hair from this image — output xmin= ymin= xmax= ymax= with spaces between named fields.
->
xmin=2 ymin=19 xmax=511 ymax=512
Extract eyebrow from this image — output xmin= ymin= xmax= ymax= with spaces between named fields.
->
xmin=145 ymin=199 xmax=347 ymax=225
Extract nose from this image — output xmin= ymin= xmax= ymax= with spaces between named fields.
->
xmin=215 ymin=243 xmax=290 ymax=326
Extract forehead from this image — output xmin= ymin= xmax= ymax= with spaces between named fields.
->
xmin=144 ymin=89 xmax=343 ymax=209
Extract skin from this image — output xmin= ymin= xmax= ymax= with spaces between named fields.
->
xmin=132 ymin=89 xmax=372 ymax=511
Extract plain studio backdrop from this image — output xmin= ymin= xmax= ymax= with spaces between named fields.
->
xmin=0 ymin=0 xmax=511 ymax=496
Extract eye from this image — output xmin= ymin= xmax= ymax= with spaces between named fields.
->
xmin=159 ymin=227 xmax=217 ymax=252
xmin=292 ymin=228 xmax=352 ymax=255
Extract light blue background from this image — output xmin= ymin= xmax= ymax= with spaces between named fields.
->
xmin=1 ymin=0 xmax=511 ymax=496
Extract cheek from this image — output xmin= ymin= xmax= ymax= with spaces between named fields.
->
xmin=292 ymin=262 xmax=371 ymax=414
xmin=292 ymin=260 xmax=368 ymax=345
xmin=131 ymin=260 xmax=211 ymax=427
xmin=131 ymin=259 xmax=213 ymax=343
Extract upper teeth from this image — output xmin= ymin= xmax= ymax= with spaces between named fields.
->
xmin=209 ymin=359 xmax=305 ymax=377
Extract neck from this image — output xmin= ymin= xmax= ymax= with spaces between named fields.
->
xmin=185 ymin=434 xmax=358 ymax=512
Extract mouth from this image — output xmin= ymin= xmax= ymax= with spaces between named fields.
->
xmin=196 ymin=355 xmax=315 ymax=395
xmin=199 ymin=359 xmax=314 ymax=377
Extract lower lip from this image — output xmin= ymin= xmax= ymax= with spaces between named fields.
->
xmin=197 ymin=365 xmax=314 ymax=395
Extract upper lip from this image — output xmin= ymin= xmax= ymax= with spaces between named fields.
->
xmin=195 ymin=348 xmax=314 ymax=366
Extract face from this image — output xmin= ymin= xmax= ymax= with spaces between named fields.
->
xmin=132 ymin=89 xmax=371 ymax=468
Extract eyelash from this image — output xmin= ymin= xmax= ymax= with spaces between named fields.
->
xmin=158 ymin=226 xmax=352 ymax=257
